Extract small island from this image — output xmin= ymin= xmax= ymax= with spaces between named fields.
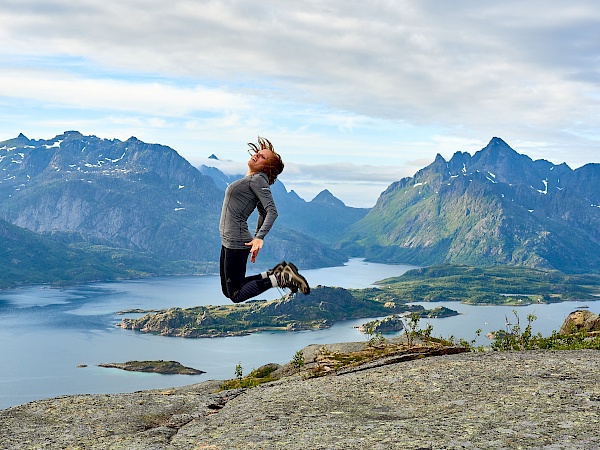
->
xmin=98 ymin=360 xmax=205 ymax=375
xmin=116 ymin=308 xmax=162 ymax=315
xmin=117 ymin=286 xmax=432 ymax=338
xmin=377 ymin=265 xmax=600 ymax=305
xmin=358 ymin=307 xmax=460 ymax=335
xmin=358 ymin=316 xmax=405 ymax=334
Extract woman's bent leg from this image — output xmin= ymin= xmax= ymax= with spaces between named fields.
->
xmin=220 ymin=246 xmax=274 ymax=303
xmin=230 ymin=277 xmax=273 ymax=303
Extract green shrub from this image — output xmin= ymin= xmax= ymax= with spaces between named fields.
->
xmin=489 ymin=310 xmax=600 ymax=351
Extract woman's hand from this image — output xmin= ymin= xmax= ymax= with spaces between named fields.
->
xmin=245 ymin=238 xmax=264 ymax=263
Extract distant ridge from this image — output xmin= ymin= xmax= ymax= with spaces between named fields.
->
xmin=312 ymin=189 xmax=346 ymax=207
xmin=197 ymin=164 xmax=369 ymax=245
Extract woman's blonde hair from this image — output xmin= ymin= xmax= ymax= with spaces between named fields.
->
xmin=248 ymin=136 xmax=284 ymax=185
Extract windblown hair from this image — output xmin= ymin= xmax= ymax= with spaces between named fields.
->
xmin=248 ymin=136 xmax=284 ymax=185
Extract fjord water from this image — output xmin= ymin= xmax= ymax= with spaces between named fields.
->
xmin=1 ymin=259 xmax=598 ymax=410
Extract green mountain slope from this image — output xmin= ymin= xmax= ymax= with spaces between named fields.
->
xmin=337 ymin=138 xmax=600 ymax=272
xmin=0 ymin=218 xmax=213 ymax=288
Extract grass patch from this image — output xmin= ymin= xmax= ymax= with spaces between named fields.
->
xmin=220 ymin=364 xmax=280 ymax=390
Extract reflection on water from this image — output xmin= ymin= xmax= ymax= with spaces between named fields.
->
xmin=0 ymin=258 xmax=598 ymax=410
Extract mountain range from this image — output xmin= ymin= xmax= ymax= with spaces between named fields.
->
xmin=1 ymin=132 xmax=598 ymax=288
xmin=0 ymin=131 xmax=356 ymax=286
xmin=337 ymin=137 xmax=600 ymax=272
xmin=0 ymin=131 xmax=222 ymax=258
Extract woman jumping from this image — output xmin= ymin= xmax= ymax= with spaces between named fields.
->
xmin=219 ymin=136 xmax=310 ymax=303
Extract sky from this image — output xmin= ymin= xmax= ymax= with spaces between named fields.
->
xmin=1 ymin=1 xmax=599 ymax=207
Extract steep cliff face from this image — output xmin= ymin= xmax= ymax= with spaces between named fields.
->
xmin=338 ymin=138 xmax=600 ymax=272
xmin=0 ymin=131 xmax=224 ymax=262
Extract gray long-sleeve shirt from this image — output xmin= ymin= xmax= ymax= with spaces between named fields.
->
xmin=219 ymin=172 xmax=279 ymax=250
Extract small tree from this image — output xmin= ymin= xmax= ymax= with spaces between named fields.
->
xmin=364 ymin=322 xmax=386 ymax=347
xmin=491 ymin=311 xmax=538 ymax=351
xmin=403 ymin=312 xmax=422 ymax=347
xmin=291 ymin=350 xmax=305 ymax=370
xmin=364 ymin=323 xmax=376 ymax=341
xmin=235 ymin=362 xmax=243 ymax=380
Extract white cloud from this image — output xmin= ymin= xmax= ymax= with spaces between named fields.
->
xmin=195 ymin=157 xmax=247 ymax=176
xmin=1 ymin=0 xmax=599 ymax=206
xmin=0 ymin=68 xmax=249 ymax=116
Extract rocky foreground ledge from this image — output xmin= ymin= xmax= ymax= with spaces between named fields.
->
xmin=1 ymin=349 xmax=599 ymax=449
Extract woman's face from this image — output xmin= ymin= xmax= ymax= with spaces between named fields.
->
xmin=247 ymin=148 xmax=273 ymax=173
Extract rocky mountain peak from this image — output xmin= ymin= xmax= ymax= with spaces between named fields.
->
xmin=124 ymin=136 xmax=145 ymax=146
xmin=312 ymin=189 xmax=345 ymax=207
xmin=487 ymin=136 xmax=510 ymax=149
xmin=0 ymin=132 xmax=31 ymax=149
xmin=0 ymin=131 xmax=228 ymax=261
xmin=16 ymin=132 xmax=30 ymax=143
xmin=59 ymin=130 xmax=84 ymax=140
xmin=433 ymin=153 xmax=447 ymax=164
xmin=477 ymin=137 xmax=521 ymax=162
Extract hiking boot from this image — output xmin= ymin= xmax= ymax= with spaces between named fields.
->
xmin=278 ymin=263 xmax=310 ymax=295
xmin=277 ymin=262 xmax=298 ymax=293
xmin=268 ymin=261 xmax=287 ymax=277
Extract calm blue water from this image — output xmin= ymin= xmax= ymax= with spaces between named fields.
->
xmin=1 ymin=259 xmax=598 ymax=410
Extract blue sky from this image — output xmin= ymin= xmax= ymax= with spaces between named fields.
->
xmin=1 ymin=1 xmax=599 ymax=207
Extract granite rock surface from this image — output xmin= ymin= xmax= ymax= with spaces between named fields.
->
xmin=1 ymin=350 xmax=599 ymax=449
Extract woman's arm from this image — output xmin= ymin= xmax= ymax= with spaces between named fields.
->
xmin=251 ymin=174 xmax=278 ymax=241
xmin=247 ymin=174 xmax=278 ymax=262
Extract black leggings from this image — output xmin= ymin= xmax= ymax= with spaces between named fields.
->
xmin=220 ymin=246 xmax=273 ymax=303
